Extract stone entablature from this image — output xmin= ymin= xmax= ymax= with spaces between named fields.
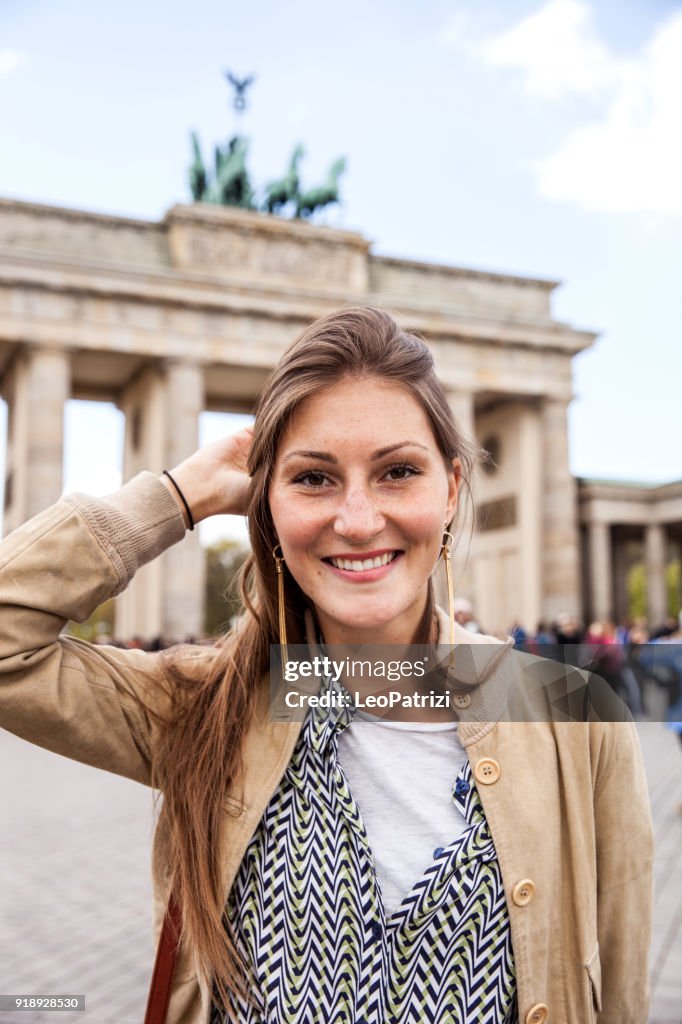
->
xmin=369 ymin=255 xmax=557 ymax=323
xmin=579 ymin=478 xmax=682 ymax=525
xmin=0 ymin=200 xmax=594 ymax=410
xmin=0 ymin=198 xmax=591 ymax=341
xmin=0 ymin=198 xmax=169 ymax=269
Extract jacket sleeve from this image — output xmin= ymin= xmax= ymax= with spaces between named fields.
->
xmin=593 ymin=720 xmax=654 ymax=1023
xmin=0 ymin=472 xmax=189 ymax=785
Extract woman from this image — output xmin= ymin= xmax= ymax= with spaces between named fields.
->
xmin=0 ymin=307 xmax=653 ymax=1023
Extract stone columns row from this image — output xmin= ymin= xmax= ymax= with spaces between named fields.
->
xmin=1 ymin=349 xmax=206 ymax=642
xmin=586 ymin=522 xmax=669 ymax=627
xmin=3 ymin=353 xmax=667 ymax=637
xmin=466 ymin=391 xmax=680 ymax=632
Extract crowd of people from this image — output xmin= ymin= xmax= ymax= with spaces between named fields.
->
xmin=506 ymin=611 xmax=682 ymax=649
xmin=545 ymin=616 xmax=682 ymax=735
xmin=450 ymin=597 xmax=682 ymax=727
xmin=450 ymin=595 xmax=682 ymax=648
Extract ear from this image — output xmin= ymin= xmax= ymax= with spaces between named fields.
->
xmin=445 ymin=457 xmax=462 ymax=524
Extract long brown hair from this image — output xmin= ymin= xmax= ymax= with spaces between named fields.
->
xmin=154 ymin=306 xmax=487 ymax=1012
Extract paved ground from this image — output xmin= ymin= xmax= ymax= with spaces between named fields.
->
xmin=0 ymin=718 xmax=680 ymax=1024
xmin=640 ymin=721 xmax=682 ymax=1024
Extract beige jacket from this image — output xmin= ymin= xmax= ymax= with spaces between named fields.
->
xmin=0 ymin=473 xmax=654 ymax=1024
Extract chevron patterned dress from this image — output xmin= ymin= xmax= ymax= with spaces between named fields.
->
xmin=211 ymin=684 xmax=517 ymax=1024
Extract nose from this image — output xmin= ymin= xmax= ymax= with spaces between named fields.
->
xmin=333 ymin=485 xmax=385 ymax=542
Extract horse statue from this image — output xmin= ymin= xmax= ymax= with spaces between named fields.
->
xmin=189 ymin=131 xmax=207 ymax=201
xmin=205 ymin=135 xmax=255 ymax=209
xmin=295 ymin=157 xmax=347 ymax=218
xmin=262 ymin=144 xmax=305 ymax=214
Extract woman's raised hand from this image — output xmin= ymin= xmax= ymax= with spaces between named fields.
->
xmin=160 ymin=426 xmax=254 ymax=527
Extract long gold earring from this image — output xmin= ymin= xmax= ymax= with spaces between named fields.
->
xmin=272 ymin=544 xmax=288 ymax=666
xmin=441 ymin=530 xmax=455 ymax=646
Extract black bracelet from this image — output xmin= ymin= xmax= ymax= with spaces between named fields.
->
xmin=163 ymin=470 xmax=195 ymax=531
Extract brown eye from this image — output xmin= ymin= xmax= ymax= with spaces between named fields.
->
xmin=384 ymin=463 xmax=420 ymax=481
xmin=292 ymin=471 xmax=330 ymax=488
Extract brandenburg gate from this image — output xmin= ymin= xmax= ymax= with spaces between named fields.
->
xmin=0 ymin=197 xmax=597 ymax=638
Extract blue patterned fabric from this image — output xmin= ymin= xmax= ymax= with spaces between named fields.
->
xmin=211 ymin=681 xmax=517 ymax=1023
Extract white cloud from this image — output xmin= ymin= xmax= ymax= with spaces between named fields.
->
xmin=0 ymin=50 xmax=28 ymax=79
xmin=480 ymin=0 xmax=619 ymax=99
xmin=441 ymin=1 xmax=682 ymax=217
xmin=535 ymin=12 xmax=682 ymax=216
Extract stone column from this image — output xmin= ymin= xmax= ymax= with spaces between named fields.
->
xmin=645 ymin=523 xmax=667 ymax=628
xmin=518 ymin=406 xmax=542 ymax=632
xmin=588 ymin=521 xmax=613 ymax=622
xmin=1 ymin=347 xmax=71 ymax=535
xmin=442 ymin=389 xmax=477 ymax=613
xmin=116 ymin=365 xmax=165 ymax=641
xmin=161 ymin=361 xmax=205 ymax=641
xmin=540 ymin=398 xmax=581 ymax=622
xmin=116 ymin=361 xmax=205 ymax=642
xmin=612 ymin=533 xmax=631 ymax=626
xmin=674 ymin=536 xmax=682 ymax=617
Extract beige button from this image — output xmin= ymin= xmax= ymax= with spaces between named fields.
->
xmin=512 ymin=879 xmax=536 ymax=906
xmin=453 ymin=693 xmax=471 ymax=709
xmin=525 ymin=1003 xmax=549 ymax=1024
xmin=474 ymin=757 xmax=501 ymax=785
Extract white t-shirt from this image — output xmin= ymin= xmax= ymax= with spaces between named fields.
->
xmin=336 ymin=712 xmax=470 ymax=917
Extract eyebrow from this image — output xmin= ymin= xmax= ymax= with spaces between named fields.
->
xmin=281 ymin=441 xmax=430 ymax=465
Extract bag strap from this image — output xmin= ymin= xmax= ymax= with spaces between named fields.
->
xmin=144 ymin=892 xmax=183 ymax=1024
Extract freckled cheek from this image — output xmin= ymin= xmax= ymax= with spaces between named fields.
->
xmin=269 ymin=493 xmax=328 ymax=562
xmin=397 ymin=505 xmax=445 ymax=547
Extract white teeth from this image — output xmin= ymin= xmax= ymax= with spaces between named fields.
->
xmin=329 ymin=552 xmax=398 ymax=571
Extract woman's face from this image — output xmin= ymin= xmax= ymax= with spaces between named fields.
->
xmin=268 ymin=377 xmax=461 ymax=645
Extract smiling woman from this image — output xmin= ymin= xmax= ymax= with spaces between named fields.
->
xmin=0 ymin=306 xmax=654 ymax=1024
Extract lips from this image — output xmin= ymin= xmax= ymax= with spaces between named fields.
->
xmin=321 ymin=549 xmax=404 ymax=581
xmin=326 ymin=551 xmax=400 ymax=572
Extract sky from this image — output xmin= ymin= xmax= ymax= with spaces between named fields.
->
xmin=1 ymin=0 xmax=680 ymax=544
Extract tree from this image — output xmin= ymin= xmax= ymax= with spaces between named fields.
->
xmin=66 ymin=598 xmax=116 ymax=643
xmin=627 ymin=559 xmax=681 ymax=624
xmin=666 ymin=558 xmax=681 ymax=619
xmin=627 ymin=563 xmax=647 ymax=621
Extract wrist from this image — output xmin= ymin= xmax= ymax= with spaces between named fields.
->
xmin=160 ymin=461 xmax=218 ymax=526
xmin=160 ymin=473 xmax=193 ymax=529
